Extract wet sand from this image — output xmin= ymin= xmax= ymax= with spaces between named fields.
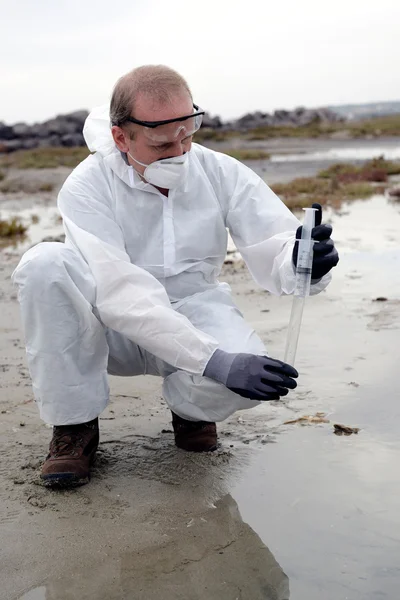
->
xmin=0 ymin=144 xmax=400 ymax=599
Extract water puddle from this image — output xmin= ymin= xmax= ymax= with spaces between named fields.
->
xmin=270 ymin=143 xmax=400 ymax=163
xmin=0 ymin=203 xmax=63 ymax=256
xmin=228 ymin=193 xmax=400 ymax=599
xmin=4 ymin=188 xmax=400 ymax=600
xmin=17 ymin=588 xmax=46 ymax=600
xmin=15 ymin=494 xmax=290 ymax=600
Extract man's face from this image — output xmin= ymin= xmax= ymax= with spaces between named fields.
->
xmin=112 ymin=91 xmax=194 ymax=176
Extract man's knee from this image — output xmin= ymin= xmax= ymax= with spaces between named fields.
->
xmin=12 ymin=242 xmax=95 ymax=304
xmin=13 ymin=243 xmax=71 ymax=286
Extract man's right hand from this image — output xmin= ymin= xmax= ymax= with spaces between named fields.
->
xmin=203 ymin=350 xmax=298 ymax=401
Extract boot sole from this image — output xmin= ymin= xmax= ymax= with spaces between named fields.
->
xmin=41 ymin=472 xmax=90 ymax=488
xmin=41 ymin=452 xmax=96 ymax=488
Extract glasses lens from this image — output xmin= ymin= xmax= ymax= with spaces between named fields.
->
xmin=142 ymin=112 xmax=203 ymax=143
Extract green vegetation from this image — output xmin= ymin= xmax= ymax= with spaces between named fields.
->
xmin=270 ymin=157 xmax=400 ymax=210
xmin=246 ymin=115 xmax=400 ymax=141
xmin=318 ymin=157 xmax=400 ymax=182
xmin=0 ymin=179 xmax=55 ymax=194
xmin=194 ymin=128 xmax=235 ymax=143
xmin=0 ymin=147 xmax=90 ymax=169
xmin=0 ymin=217 xmax=27 ymax=238
xmin=194 ymin=114 xmax=400 ymax=143
xmin=223 ymin=149 xmax=270 ymax=161
xmin=38 ymin=182 xmax=55 ymax=192
xmin=272 ymin=179 xmax=380 ymax=210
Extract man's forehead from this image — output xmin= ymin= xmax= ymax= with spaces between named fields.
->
xmin=133 ymin=92 xmax=193 ymax=122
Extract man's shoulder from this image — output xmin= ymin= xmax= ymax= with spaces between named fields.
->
xmin=192 ymin=142 xmax=236 ymax=169
xmin=60 ymin=152 xmax=110 ymax=195
xmin=68 ymin=152 xmax=106 ymax=181
xmin=191 ymin=143 xmax=261 ymax=191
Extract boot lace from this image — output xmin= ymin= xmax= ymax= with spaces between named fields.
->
xmin=50 ymin=428 xmax=86 ymax=458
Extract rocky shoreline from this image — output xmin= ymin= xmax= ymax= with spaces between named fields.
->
xmin=0 ymin=106 xmax=343 ymax=153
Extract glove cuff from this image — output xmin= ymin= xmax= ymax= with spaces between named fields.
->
xmin=203 ymin=349 xmax=236 ymax=385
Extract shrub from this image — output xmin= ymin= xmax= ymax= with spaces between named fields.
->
xmin=0 ymin=147 xmax=90 ymax=169
xmin=0 ymin=217 xmax=27 ymax=238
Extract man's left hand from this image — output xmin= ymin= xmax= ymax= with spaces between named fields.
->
xmin=292 ymin=203 xmax=339 ymax=280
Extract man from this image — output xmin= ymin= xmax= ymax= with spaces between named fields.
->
xmin=13 ymin=65 xmax=339 ymax=487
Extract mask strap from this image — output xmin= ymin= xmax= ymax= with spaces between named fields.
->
xmin=128 ymin=152 xmax=149 ymax=168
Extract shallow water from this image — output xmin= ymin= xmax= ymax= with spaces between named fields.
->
xmin=230 ymin=195 xmax=400 ymax=599
xmin=270 ymin=143 xmax=400 ymax=163
xmin=248 ymin=137 xmax=400 ymax=183
xmin=0 ymin=203 xmax=63 ymax=256
xmin=8 ymin=194 xmax=399 ymax=600
xmin=2 ymin=183 xmax=400 ymax=599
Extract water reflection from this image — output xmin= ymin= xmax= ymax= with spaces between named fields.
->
xmin=271 ymin=144 xmax=400 ymax=163
xmin=17 ymin=495 xmax=289 ymax=600
xmin=17 ymin=589 xmax=46 ymax=600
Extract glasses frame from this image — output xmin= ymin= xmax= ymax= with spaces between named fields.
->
xmin=121 ymin=104 xmax=205 ymax=129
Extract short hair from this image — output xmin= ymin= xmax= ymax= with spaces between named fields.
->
xmin=110 ymin=65 xmax=192 ymax=128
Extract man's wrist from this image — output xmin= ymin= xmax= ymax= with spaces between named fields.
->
xmin=203 ymin=349 xmax=235 ymax=385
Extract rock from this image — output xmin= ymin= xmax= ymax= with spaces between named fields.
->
xmin=37 ymin=135 xmax=63 ymax=148
xmin=30 ymin=123 xmax=52 ymax=138
xmin=19 ymin=138 xmax=40 ymax=150
xmin=273 ymin=109 xmax=292 ymax=122
xmin=333 ymin=423 xmax=360 ymax=436
xmin=388 ymin=186 xmax=400 ymax=198
xmin=11 ymin=122 xmax=33 ymax=138
xmin=202 ymin=112 xmax=222 ymax=129
xmin=0 ymin=110 xmax=89 ymax=153
xmin=61 ymin=133 xmax=85 ymax=147
xmin=63 ymin=110 xmax=89 ymax=124
xmin=233 ymin=111 xmax=274 ymax=130
xmin=2 ymin=139 xmax=24 ymax=152
xmin=43 ymin=118 xmax=78 ymax=136
xmin=0 ymin=122 xmax=15 ymax=140
xmin=0 ymin=104 xmax=344 ymax=153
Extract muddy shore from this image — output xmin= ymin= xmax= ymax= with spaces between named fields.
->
xmin=1 ymin=138 xmax=400 ymax=599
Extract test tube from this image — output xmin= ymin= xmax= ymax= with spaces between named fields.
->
xmin=284 ymin=207 xmax=317 ymax=366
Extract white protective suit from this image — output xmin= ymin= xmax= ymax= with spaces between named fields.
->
xmin=12 ymin=105 xmax=331 ymax=425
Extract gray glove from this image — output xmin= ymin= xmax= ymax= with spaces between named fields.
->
xmin=204 ymin=349 xmax=298 ymax=401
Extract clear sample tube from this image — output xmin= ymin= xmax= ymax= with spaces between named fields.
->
xmin=284 ymin=207 xmax=317 ymax=366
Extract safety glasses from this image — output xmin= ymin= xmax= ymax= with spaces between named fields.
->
xmin=123 ymin=104 xmax=205 ymax=143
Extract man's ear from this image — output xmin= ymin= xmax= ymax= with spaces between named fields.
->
xmin=111 ymin=126 xmax=130 ymax=153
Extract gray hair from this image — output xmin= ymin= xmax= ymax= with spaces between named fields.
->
xmin=110 ymin=65 xmax=192 ymax=128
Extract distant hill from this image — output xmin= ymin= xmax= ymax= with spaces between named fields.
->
xmin=328 ymin=101 xmax=400 ymax=121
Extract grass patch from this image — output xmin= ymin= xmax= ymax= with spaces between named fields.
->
xmin=343 ymin=182 xmax=379 ymax=199
xmin=38 ymin=182 xmax=55 ymax=192
xmin=223 ymin=149 xmax=270 ymax=161
xmin=0 ymin=179 xmax=55 ymax=194
xmin=270 ymin=157 xmax=396 ymax=210
xmin=318 ymin=157 xmax=400 ymax=183
xmin=195 ymin=113 xmax=400 ymax=142
xmin=194 ymin=129 xmax=235 ymax=143
xmin=0 ymin=217 xmax=27 ymax=238
xmin=0 ymin=147 xmax=90 ymax=169
xmin=273 ymin=181 xmax=379 ymax=211
xmin=246 ymin=114 xmax=400 ymax=140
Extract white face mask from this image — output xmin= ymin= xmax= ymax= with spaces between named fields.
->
xmin=128 ymin=152 xmax=189 ymax=189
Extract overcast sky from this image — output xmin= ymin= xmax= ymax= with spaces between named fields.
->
xmin=2 ymin=0 xmax=399 ymax=124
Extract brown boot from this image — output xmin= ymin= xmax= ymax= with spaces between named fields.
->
xmin=171 ymin=412 xmax=218 ymax=452
xmin=41 ymin=418 xmax=99 ymax=487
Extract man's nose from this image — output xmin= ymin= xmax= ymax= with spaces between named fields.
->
xmin=164 ymin=143 xmax=186 ymax=159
